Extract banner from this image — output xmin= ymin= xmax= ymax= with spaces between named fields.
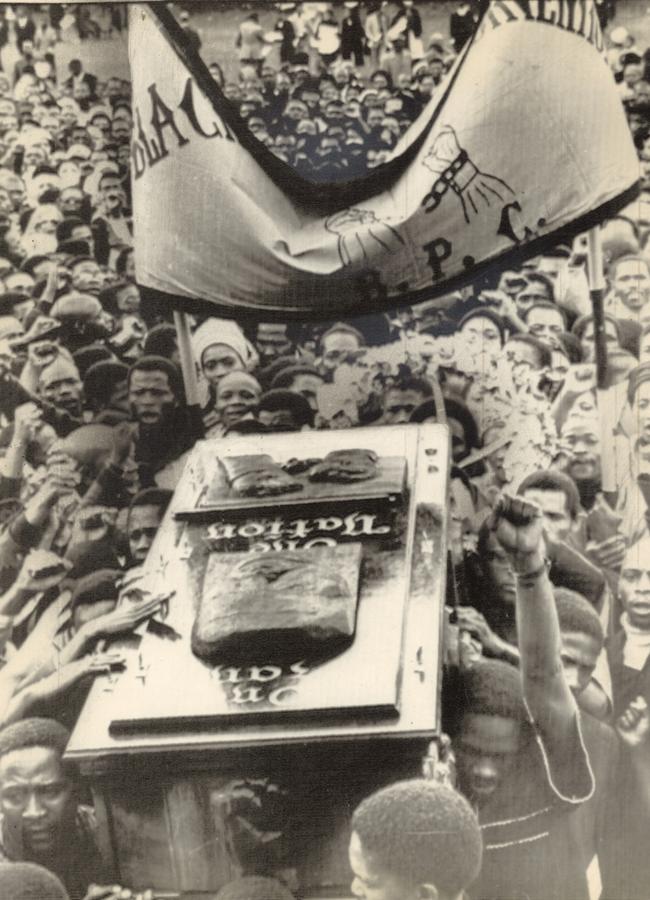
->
xmin=129 ymin=1 xmax=639 ymax=319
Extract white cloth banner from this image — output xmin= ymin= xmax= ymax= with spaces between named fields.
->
xmin=129 ymin=1 xmax=639 ymax=318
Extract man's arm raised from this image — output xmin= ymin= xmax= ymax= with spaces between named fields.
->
xmin=489 ymin=494 xmax=593 ymax=800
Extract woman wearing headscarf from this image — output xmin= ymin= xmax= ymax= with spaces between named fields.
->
xmin=191 ymin=317 xmax=258 ymax=435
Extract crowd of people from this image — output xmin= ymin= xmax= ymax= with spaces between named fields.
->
xmin=225 ymin=0 xmax=485 ymax=178
xmin=0 ymin=1 xmax=649 ymax=898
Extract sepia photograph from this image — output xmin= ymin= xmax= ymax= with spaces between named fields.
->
xmin=0 ymin=0 xmax=647 ymax=898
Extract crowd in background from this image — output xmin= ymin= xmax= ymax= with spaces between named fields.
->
xmin=1 ymin=2 xmax=650 ymax=899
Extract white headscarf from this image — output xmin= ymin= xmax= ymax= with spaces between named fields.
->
xmin=191 ymin=317 xmax=258 ymax=372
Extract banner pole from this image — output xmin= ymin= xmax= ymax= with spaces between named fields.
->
xmin=586 ymin=226 xmax=616 ymax=497
xmin=173 ymin=310 xmax=200 ymax=407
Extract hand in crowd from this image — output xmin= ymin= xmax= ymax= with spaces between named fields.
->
xmin=488 ymin=494 xmax=545 ymax=574
xmin=12 ymin=401 xmax=42 ymax=444
xmin=14 ymin=548 xmax=71 ymax=593
xmin=616 ymin=696 xmax=650 ymax=749
xmin=70 ymin=504 xmax=118 ymax=544
xmin=20 ymin=650 xmax=125 ymax=703
xmin=83 ymin=886 xmax=155 ymax=900
xmin=86 ymin=591 xmax=171 ymax=639
xmin=24 ymin=476 xmax=76 ymax=527
xmin=455 ymin=605 xmax=516 ymax=661
xmin=585 ymin=532 xmax=627 ymax=571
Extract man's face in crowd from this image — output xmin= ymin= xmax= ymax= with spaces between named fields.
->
xmin=58 ymin=97 xmax=79 ymax=128
xmin=296 ymin=119 xmax=317 ymax=137
xmin=505 ymin=339 xmax=542 ymax=386
xmin=129 ymin=369 xmax=176 ymax=425
xmin=580 ymin=319 xmax=619 ymax=362
xmin=620 ymin=537 xmax=650 ymax=630
xmin=1 ymin=174 xmax=24 ymax=210
xmin=321 ymin=83 xmax=339 ymax=103
xmin=289 ymin=373 xmax=324 ymax=411
xmin=99 ymin=174 xmax=125 ymax=214
xmin=430 ymin=59 xmax=444 ymax=80
xmin=70 ymin=223 xmax=94 ymax=255
xmin=561 ymin=421 xmax=601 ymax=482
xmin=106 ymin=77 xmax=122 ymax=100
xmin=349 ymin=830 xmax=419 ymax=900
xmin=381 ymin=388 xmax=426 ymax=425
xmin=515 ymin=281 xmax=551 ymax=316
xmin=560 ymin=630 xmax=600 ymax=697
xmin=215 ymin=373 xmax=260 ymax=427
xmin=255 ymin=323 xmax=292 ymax=364
xmin=71 ymin=260 xmax=102 ymax=294
xmin=23 ymin=145 xmax=47 ymax=168
xmin=520 ymin=487 xmax=574 ymax=544
xmin=0 ymin=746 xmax=74 ymax=859
xmin=72 ymin=81 xmax=91 ymax=104
xmin=128 ymin=504 xmax=163 ymax=564
xmin=460 ymin=315 xmax=502 ymax=360
xmin=39 ymin=362 xmax=83 ymax=416
xmin=111 ymin=119 xmax=131 ymax=143
xmin=321 ymin=330 xmax=360 ymax=371
xmin=624 ymin=62 xmax=644 ymax=87
xmin=224 ymin=83 xmax=242 ymax=103
xmin=613 ymin=258 xmax=650 ymax=313
xmin=40 ymin=114 xmax=60 ymax=135
xmin=366 ymin=108 xmax=384 ymax=130
xmin=455 ymin=713 xmax=522 ymax=806
xmin=116 ymin=284 xmax=140 ymax=314
xmin=34 ymin=208 xmax=60 ymax=236
xmin=91 ymin=114 xmax=111 ymax=136
xmin=201 ymin=343 xmax=245 ymax=387
xmin=318 ymin=137 xmax=340 ymax=157
xmin=0 ymin=99 xmax=16 ymax=134
xmin=239 ymin=101 xmax=258 ymax=120
xmin=284 ymin=100 xmax=308 ymax=121
xmin=526 ymin=306 xmax=564 ymax=349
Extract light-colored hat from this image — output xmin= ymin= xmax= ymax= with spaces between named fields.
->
xmin=610 ymin=26 xmax=630 ymax=46
xmin=192 ymin=318 xmax=258 ymax=371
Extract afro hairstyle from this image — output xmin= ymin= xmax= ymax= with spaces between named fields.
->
xmin=0 ymin=862 xmax=70 ymax=900
xmin=553 ymin=588 xmax=604 ymax=648
xmin=459 ymin=658 xmax=526 ymax=722
xmin=216 ymin=877 xmax=295 ymax=900
xmin=0 ymin=717 xmax=70 ymax=760
xmin=351 ymin=779 xmax=482 ymax=897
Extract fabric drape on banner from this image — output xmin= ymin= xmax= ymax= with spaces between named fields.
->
xmin=129 ymin=1 xmax=639 ymax=320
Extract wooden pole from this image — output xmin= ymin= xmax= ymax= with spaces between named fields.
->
xmin=586 ymin=226 xmax=616 ymax=497
xmin=173 ymin=309 xmax=200 ymax=407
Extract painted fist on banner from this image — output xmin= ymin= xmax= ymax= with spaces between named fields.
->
xmin=422 ymin=125 xmax=517 ymax=226
xmin=325 ymin=206 xmax=405 ymax=267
